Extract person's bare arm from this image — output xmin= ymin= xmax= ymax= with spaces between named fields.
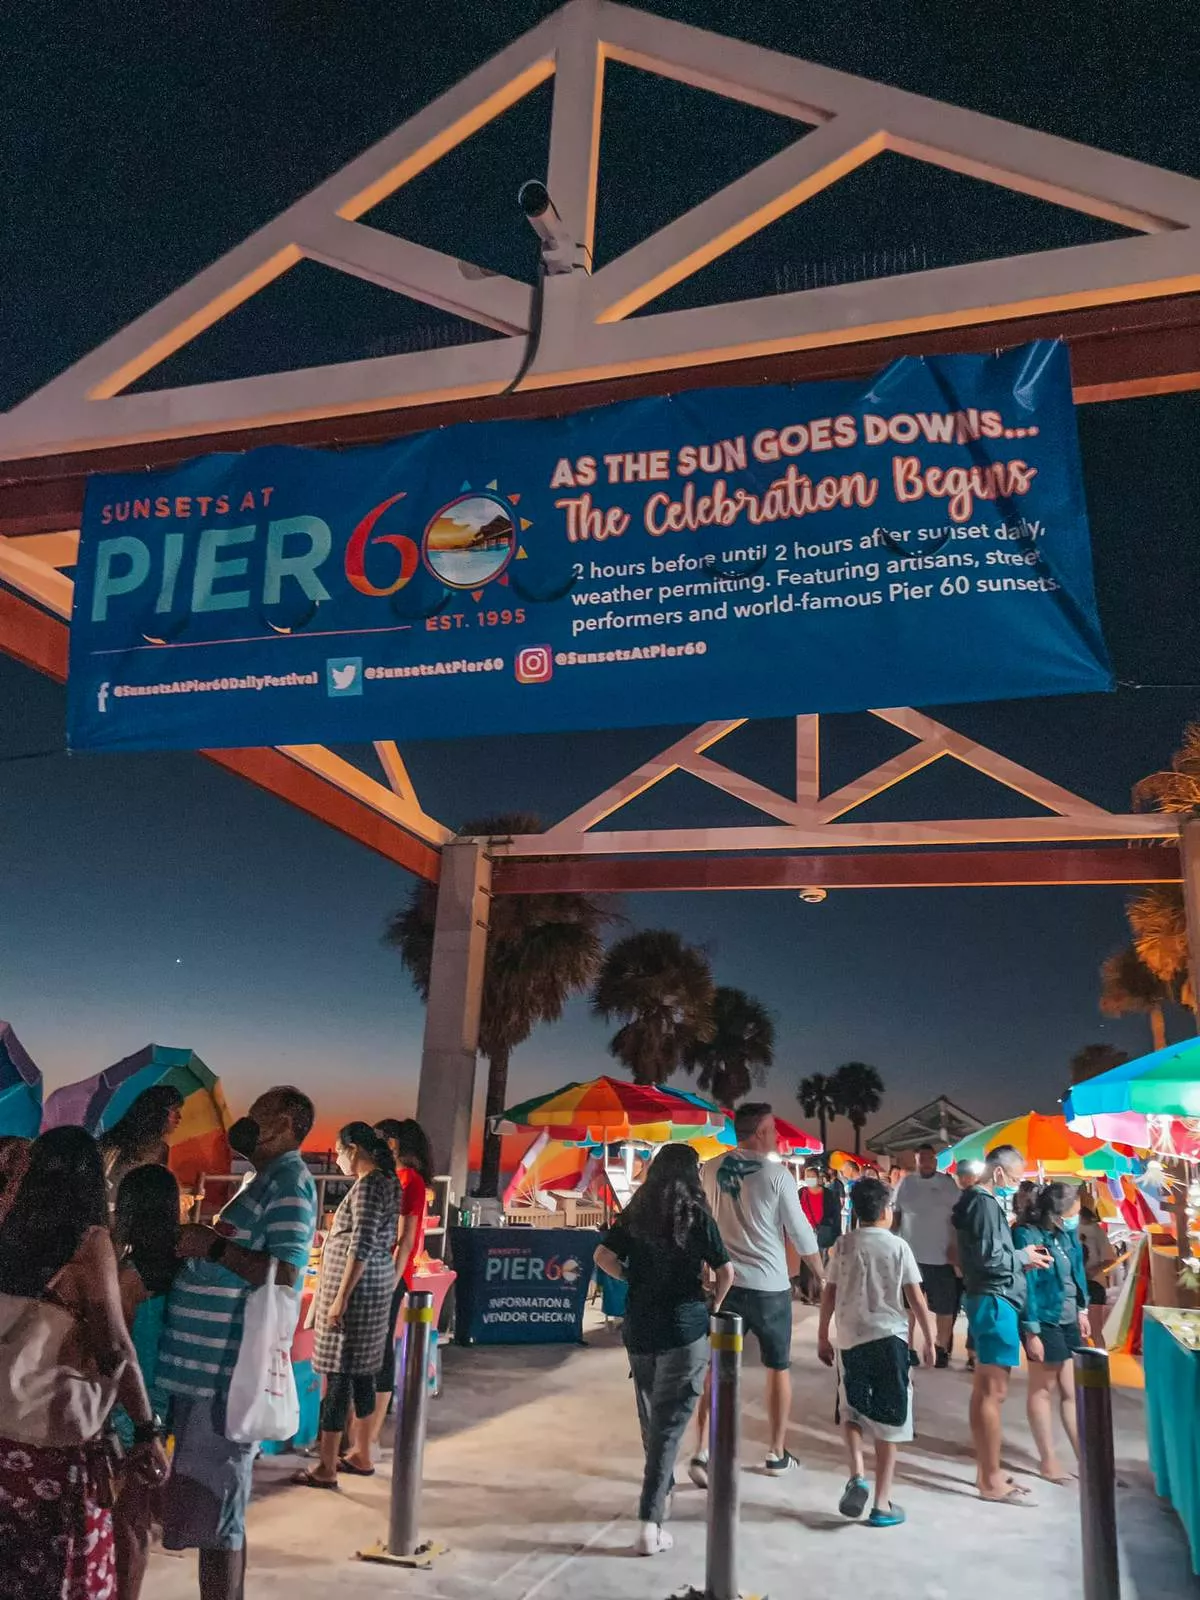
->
xmin=77 ymin=1231 xmax=153 ymax=1425
xmin=904 ymin=1281 xmax=937 ymax=1365
xmin=817 ymin=1280 xmax=837 ymax=1367
xmin=711 ymin=1261 xmax=734 ymax=1313
xmin=779 ymin=1179 xmax=825 ymax=1287
xmin=177 ymin=1226 xmax=298 ymax=1288
xmin=117 ymin=1262 xmax=147 ymax=1333
xmin=393 ymin=1212 xmax=419 ymax=1286
xmin=594 ymin=1243 xmax=625 ymax=1280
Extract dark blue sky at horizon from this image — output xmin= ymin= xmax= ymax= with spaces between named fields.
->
xmin=2 ymin=0 xmax=1199 ymax=1149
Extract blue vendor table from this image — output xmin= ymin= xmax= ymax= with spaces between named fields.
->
xmin=451 ymin=1226 xmax=600 ymax=1346
xmin=1144 ymin=1307 xmax=1200 ymax=1576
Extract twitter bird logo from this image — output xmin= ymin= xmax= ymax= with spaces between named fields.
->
xmin=326 ymin=657 xmax=363 ymax=697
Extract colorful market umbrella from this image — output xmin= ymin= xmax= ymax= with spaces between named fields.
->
xmin=0 ymin=1022 xmax=41 ymax=1138
xmin=1065 ymin=1038 xmax=1200 ymax=1121
xmin=497 ymin=1075 xmax=722 ymax=1145
xmin=43 ymin=1044 xmax=231 ymax=1187
xmin=936 ymin=1112 xmax=1139 ymax=1177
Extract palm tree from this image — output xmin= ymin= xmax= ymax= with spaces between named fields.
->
xmin=797 ymin=1072 xmax=843 ymax=1153
xmin=1126 ymin=887 xmax=1194 ymax=1012
xmin=832 ymin=1061 xmax=884 ymax=1155
xmin=1099 ymin=945 xmax=1170 ymax=1050
xmin=1069 ymin=1042 xmax=1131 ymax=1086
xmin=386 ymin=813 xmax=615 ymax=1197
xmin=1132 ymin=721 xmax=1200 ymax=815
xmin=682 ymin=987 xmax=775 ymax=1105
xmin=591 ymin=930 xmax=715 ymax=1085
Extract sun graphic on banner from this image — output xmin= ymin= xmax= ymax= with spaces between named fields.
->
xmin=422 ymin=480 xmax=532 ymax=599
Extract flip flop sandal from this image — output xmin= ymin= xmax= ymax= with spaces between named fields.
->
xmin=337 ymin=1458 xmax=376 ymax=1477
xmin=980 ymin=1485 xmax=1036 ymax=1507
xmin=291 ymin=1469 xmax=340 ymax=1491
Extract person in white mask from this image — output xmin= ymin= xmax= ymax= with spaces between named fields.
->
xmin=295 ymin=1123 xmax=400 ymax=1489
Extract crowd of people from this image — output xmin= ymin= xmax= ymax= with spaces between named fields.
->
xmin=594 ymin=1104 xmax=1114 ymax=1555
xmin=0 ymin=1088 xmax=434 ymax=1600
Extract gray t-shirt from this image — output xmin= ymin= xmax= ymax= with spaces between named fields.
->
xmin=896 ymin=1171 xmax=959 ymax=1266
xmin=701 ymin=1150 xmax=818 ymax=1293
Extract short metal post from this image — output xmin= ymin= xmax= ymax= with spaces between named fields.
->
xmin=1075 ymin=1347 xmax=1121 ymax=1600
xmin=706 ymin=1311 xmax=743 ymax=1600
xmin=390 ymin=1291 xmax=434 ymax=1556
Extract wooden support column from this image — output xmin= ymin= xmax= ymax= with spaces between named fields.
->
xmin=415 ymin=839 xmax=492 ymax=1201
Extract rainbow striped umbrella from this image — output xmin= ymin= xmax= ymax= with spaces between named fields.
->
xmin=936 ymin=1112 xmax=1140 ymax=1177
xmin=43 ymin=1044 xmax=231 ymax=1186
xmin=1065 ymin=1038 xmax=1200 ymax=1124
xmin=497 ymin=1075 xmax=722 ymax=1145
xmin=0 ymin=1022 xmax=41 ymax=1139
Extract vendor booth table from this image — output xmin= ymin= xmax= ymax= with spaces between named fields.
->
xmin=1144 ymin=1307 xmax=1200 ymax=1576
xmin=451 ymin=1226 xmax=599 ymax=1345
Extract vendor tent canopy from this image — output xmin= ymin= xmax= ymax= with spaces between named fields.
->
xmin=1065 ymin=1038 xmax=1200 ymax=1122
xmin=868 ymin=1095 xmax=983 ymax=1155
xmin=937 ymin=1111 xmax=1141 ymax=1177
xmin=497 ymin=1075 xmax=722 ymax=1145
xmin=42 ymin=1044 xmax=231 ymax=1186
xmin=0 ymin=1022 xmax=41 ymax=1138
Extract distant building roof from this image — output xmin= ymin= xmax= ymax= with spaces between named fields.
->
xmin=867 ymin=1096 xmax=983 ymax=1154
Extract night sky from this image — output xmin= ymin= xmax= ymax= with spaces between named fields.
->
xmin=2 ymin=0 xmax=1199 ymax=1150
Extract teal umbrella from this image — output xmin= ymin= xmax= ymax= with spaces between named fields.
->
xmin=0 ymin=1022 xmax=41 ymax=1138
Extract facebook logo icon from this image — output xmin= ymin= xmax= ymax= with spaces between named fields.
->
xmin=325 ymin=657 xmax=363 ymax=697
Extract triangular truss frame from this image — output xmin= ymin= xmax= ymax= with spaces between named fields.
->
xmin=4 ymin=0 xmax=1200 ymax=458
xmin=487 ymin=710 xmax=1174 ymax=856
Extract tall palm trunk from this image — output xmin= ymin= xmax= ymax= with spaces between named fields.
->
xmin=818 ymin=1109 xmax=828 ymax=1151
xmin=853 ymin=1121 xmax=863 ymax=1155
xmin=478 ymin=1047 xmax=510 ymax=1200
xmin=1151 ymin=1004 xmax=1167 ymax=1052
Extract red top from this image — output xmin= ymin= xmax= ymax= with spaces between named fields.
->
xmin=799 ymin=1186 xmax=824 ymax=1230
xmin=396 ymin=1165 xmax=428 ymax=1285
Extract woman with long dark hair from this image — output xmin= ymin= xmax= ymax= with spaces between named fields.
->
xmin=0 ymin=1129 xmax=168 ymax=1600
xmin=367 ymin=1118 xmax=434 ymax=1448
xmin=111 ymin=1164 xmax=181 ymax=1600
xmin=98 ymin=1087 xmax=183 ymax=1210
xmin=595 ymin=1145 xmax=733 ymax=1556
xmin=294 ymin=1123 xmax=399 ymax=1489
xmin=1013 ymin=1181 xmax=1090 ymax=1483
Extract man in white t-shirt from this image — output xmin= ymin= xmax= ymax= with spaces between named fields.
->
xmin=694 ymin=1103 xmax=823 ymax=1480
xmin=894 ymin=1144 xmax=961 ymax=1367
xmin=818 ymin=1176 xmax=936 ymax=1527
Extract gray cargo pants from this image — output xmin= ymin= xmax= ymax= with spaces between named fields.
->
xmin=627 ymin=1334 xmax=709 ymax=1524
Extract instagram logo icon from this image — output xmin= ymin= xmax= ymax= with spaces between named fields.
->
xmin=515 ymin=646 xmax=553 ymax=684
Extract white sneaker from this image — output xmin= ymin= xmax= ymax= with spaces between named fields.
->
xmin=687 ymin=1454 xmax=709 ymax=1489
xmin=635 ymin=1522 xmax=674 ymax=1556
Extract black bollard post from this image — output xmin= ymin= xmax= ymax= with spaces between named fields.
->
xmin=1075 ymin=1347 xmax=1120 ymax=1600
xmin=357 ymin=1291 xmax=446 ymax=1569
xmin=706 ymin=1310 xmax=743 ymax=1600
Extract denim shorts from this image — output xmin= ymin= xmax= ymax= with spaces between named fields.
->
xmin=722 ymin=1287 xmax=793 ymax=1371
xmin=964 ymin=1293 xmax=1022 ymax=1369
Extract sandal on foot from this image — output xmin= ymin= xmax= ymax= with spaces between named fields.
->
xmin=337 ymin=1457 xmax=376 ymax=1477
xmin=291 ymin=1469 xmax=340 ymax=1491
xmin=838 ymin=1476 xmax=870 ymax=1519
xmin=868 ymin=1504 xmax=906 ymax=1527
xmin=980 ymin=1484 xmax=1036 ymax=1507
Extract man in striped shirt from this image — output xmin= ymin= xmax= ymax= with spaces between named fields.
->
xmin=159 ymin=1086 xmax=318 ymax=1600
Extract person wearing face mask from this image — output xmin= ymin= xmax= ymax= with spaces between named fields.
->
xmin=293 ymin=1123 xmax=400 ymax=1489
xmin=157 ymin=1088 xmax=318 ymax=1600
xmin=950 ymin=1143 xmax=1052 ymax=1505
xmin=1013 ymin=1182 xmax=1090 ymax=1483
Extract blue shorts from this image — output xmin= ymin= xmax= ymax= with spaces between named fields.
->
xmin=162 ymin=1394 xmax=258 ymax=1551
xmin=964 ymin=1293 xmax=1022 ymax=1369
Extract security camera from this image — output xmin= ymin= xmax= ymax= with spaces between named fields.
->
xmin=797 ymin=887 xmax=828 ymax=905
xmin=518 ymin=180 xmax=587 ymax=274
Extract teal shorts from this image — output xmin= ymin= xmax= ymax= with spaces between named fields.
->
xmin=964 ymin=1293 xmax=1021 ymax=1369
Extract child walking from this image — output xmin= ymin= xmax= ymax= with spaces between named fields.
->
xmin=818 ymin=1177 xmax=936 ymax=1527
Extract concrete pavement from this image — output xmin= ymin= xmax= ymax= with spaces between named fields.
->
xmin=143 ymin=1305 xmax=1196 ymax=1599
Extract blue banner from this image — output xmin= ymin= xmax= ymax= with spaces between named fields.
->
xmin=450 ymin=1227 xmax=599 ymax=1345
xmin=68 ymin=341 xmax=1111 ymax=751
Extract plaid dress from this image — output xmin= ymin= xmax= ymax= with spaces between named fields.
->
xmin=314 ymin=1170 xmax=400 ymax=1376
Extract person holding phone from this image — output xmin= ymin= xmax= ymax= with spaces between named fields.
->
xmin=1014 ymin=1182 xmax=1090 ymax=1484
xmin=951 ymin=1144 xmax=1053 ymax=1506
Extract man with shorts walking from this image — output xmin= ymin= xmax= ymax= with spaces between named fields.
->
xmin=693 ymin=1103 xmax=823 ymax=1479
xmin=894 ymin=1144 xmax=961 ymax=1367
xmin=951 ymin=1143 xmax=1051 ymax=1504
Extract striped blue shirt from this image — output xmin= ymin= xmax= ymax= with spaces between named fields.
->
xmin=158 ymin=1149 xmax=317 ymax=1401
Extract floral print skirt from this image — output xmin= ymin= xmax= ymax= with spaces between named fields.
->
xmin=0 ymin=1437 xmax=116 ymax=1599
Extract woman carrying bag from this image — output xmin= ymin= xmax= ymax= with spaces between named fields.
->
xmin=294 ymin=1123 xmax=399 ymax=1488
xmin=0 ymin=1129 xmax=168 ymax=1600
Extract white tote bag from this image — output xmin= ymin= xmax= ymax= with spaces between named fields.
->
xmin=224 ymin=1260 xmax=301 ymax=1444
